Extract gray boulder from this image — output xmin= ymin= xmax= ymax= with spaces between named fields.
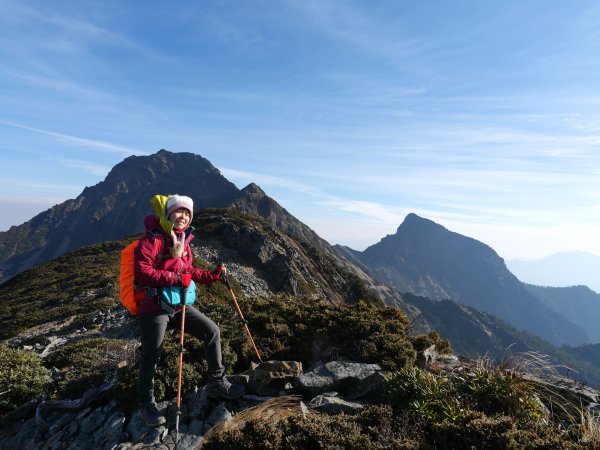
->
xmin=293 ymin=360 xmax=381 ymax=395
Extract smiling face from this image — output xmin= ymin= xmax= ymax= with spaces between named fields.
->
xmin=169 ymin=208 xmax=191 ymax=230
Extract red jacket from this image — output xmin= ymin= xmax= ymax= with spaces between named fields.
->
xmin=134 ymin=215 xmax=221 ymax=315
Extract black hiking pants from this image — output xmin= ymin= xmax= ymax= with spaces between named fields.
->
xmin=137 ymin=306 xmax=225 ymax=404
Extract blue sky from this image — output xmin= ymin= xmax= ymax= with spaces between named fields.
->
xmin=1 ymin=0 xmax=600 ymax=260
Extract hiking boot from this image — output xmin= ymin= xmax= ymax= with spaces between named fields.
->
xmin=140 ymin=401 xmax=166 ymax=427
xmin=206 ymin=377 xmax=245 ymax=399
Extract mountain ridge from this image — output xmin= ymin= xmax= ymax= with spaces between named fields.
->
xmin=340 ymin=213 xmax=588 ymax=347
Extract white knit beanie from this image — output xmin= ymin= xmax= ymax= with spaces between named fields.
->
xmin=166 ymin=194 xmax=194 ymax=219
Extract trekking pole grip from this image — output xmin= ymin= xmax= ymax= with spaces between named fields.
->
xmin=218 ymin=263 xmax=231 ymax=288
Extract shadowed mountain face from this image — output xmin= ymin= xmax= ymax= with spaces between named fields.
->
xmin=0 ymin=150 xmax=239 ymax=282
xmin=341 ymin=213 xmax=588 ymax=347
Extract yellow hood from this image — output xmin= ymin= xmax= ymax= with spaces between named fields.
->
xmin=150 ymin=194 xmax=174 ymax=236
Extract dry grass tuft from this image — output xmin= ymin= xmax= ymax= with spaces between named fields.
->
xmin=497 ymin=348 xmax=568 ymax=378
xmin=204 ymin=395 xmax=314 ymax=441
xmin=578 ymin=408 xmax=600 ymax=443
xmin=484 ymin=348 xmax=591 ymax=426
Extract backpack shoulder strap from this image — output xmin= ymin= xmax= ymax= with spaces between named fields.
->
xmin=145 ymin=231 xmax=167 ymax=263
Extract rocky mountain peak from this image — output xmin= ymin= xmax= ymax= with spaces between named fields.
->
xmin=0 ymin=150 xmax=240 ymax=283
xmin=351 ymin=214 xmax=588 ymax=347
xmin=401 ymin=212 xmax=427 ymax=225
xmin=240 ymin=182 xmax=267 ymax=197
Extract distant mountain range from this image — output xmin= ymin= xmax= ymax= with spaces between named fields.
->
xmin=507 ymin=251 xmax=600 ymax=294
xmin=524 ymin=284 xmax=600 ymax=343
xmin=336 ymin=214 xmax=588 ymax=347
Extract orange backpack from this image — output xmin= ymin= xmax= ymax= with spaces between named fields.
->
xmin=119 ymin=236 xmax=162 ymax=316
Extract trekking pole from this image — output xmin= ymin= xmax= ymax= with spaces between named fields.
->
xmin=175 ymin=287 xmax=187 ymax=443
xmin=220 ymin=270 xmax=263 ymax=364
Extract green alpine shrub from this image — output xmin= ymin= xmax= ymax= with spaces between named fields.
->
xmin=233 ymin=296 xmax=415 ymax=372
xmin=44 ymin=337 xmax=134 ymax=399
xmin=386 ymin=367 xmax=467 ymax=423
xmin=455 ymin=366 xmax=545 ymax=423
xmin=0 ymin=344 xmax=51 ymax=413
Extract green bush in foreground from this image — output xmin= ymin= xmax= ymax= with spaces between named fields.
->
xmin=235 ymin=296 xmax=415 ymax=371
xmin=0 ymin=344 xmax=51 ymax=413
xmin=387 ymin=367 xmax=466 ymax=423
xmin=44 ymin=337 xmax=134 ymax=399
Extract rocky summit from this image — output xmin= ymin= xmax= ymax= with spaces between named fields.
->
xmin=0 ymin=150 xmax=238 ymax=283
xmin=3 ymin=339 xmax=600 ymax=449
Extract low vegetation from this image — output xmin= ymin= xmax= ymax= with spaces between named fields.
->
xmin=204 ymin=358 xmax=600 ymax=449
xmin=0 ymin=344 xmax=51 ymax=413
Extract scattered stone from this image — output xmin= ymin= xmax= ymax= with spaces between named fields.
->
xmin=523 ymin=373 xmax=599 ymax=405
xmin=95 ymin=409 xmax=126 ymax=450
xmin=185 ymin=387 xmax=211 ymax=420
xmin=308 ymin=393 xmax=365 ymax=415
xmin=242 ymin=394 xmax=274 ymax=403
xmin=345 ymin=371 xmax=389 ymax=402
xmin=5 ymin=356 xmax=600 ymax=449
xmin=416 ymin=344 xmax=437 ymax=368
xmin=171 ymin=433 xmax=204 ymax=450
xmin=228 ymin=373 xmax=250 ymax=386
xmin=300 ymin=401 xmax=310 ymax=418
xmin=188 ymin=419 xmax=204 ymax=435
xmin=80 ymin=407 xmax=106 ymax=434
xmin=202 ymin=404 xmax=232 ymax=433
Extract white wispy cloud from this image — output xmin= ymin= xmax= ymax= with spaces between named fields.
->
xmin=294 ymin=0 xmax=424 ymax=63
xmin=8 ymin=72 xmax=110 ymax=99
xmin=0 ymin=0 xmax=167 ymax=61
xmin=318 ymin=199 xmax=406 ymax=224
xmin=0 ymin=120 xmax=145 ymax=155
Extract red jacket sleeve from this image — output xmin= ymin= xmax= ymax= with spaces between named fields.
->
xmin=134 ymin=234 xmax=179 ymax=287
xmin=190 ymin=266 xmax=221 ymax=284
xmin=181 ymin=241 xmax=222 ymax=285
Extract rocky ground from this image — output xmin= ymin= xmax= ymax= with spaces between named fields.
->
xmin=3 ymin=335 xmax=599 ymax=450
xmin=1 ymin=358 xmax=391 ymax=450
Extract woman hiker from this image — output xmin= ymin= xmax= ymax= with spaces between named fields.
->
xmin=134 ymin=194 xmax=244 ymax=427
